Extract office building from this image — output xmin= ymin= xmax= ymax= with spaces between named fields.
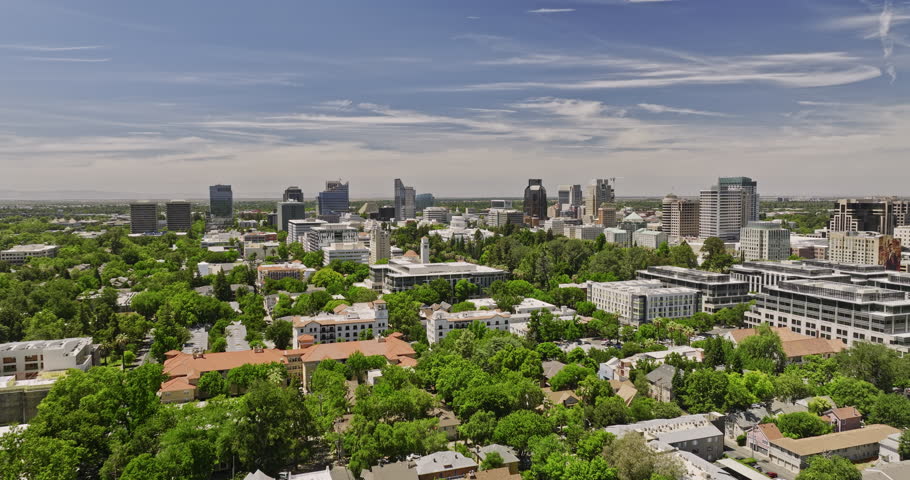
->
xmin=661 ymin=194 xmax=699 ymax=239
xmin=415 ymin=193 xmax=435 ymax=211
xmin=422 ymin=206 xmax=450 ymax=224
xmin=699 ymin=177 xmax=758 ymax=241
xmin=829 ymin=231 xmax=901 ymax=269
xmin=165 ymin=200 xmax=192 ymax=232
xmin=557 ymin=184 xmax=583 ymax=208
xmin=369 ymin=260 xmax=508 ymax=294
xmin=564 ymin=224 xmax=604 ymax=241
xmin=730 ymin=261 xmax=852 ymax=293
xmin=0 ymin=337 xmax=97 ymax=380
xmin=604 ymin=227 xmax=631 ymax=247
xmin=393 ymin=178 xmax=416 ymax=220
xmin=596 ymin=205 xmax=617 ymax=227
xmin=317 ymin=180 xmax=350 ymax=216
xmin=490 ymin=199 xmax=513 ymax=209
xmin=739 ymin=221 xmax=791 ymax=261
xmin=0 ymin=244 xmax=58 ymax=265
xmin=487 ymin=209 xmax=524 ymax=227
xmin=588 ymin=280 xmax=700 ymax=324
xmin=829 ymin=198 xmax=909 ymax=235
xmin=894 ymin=225 xmax=910 ymax=247
xmin=522 ymin=179 xmax=548 ymax=221
xmin=633 ymin=229 xmax=669 ymax=249
xmin=288 ymin=219 xmax=327 ymax=244
xmin=745 ymin=279 xmax=910 ymax=352
xmin=286 ymin=301 xmax=388 ymax=345
xmin=277 ymin=201 xmax=307 ymax=232
xmin=426 ymin=310 xmax=512 ymax=343
xmin=209 ymin=184 xmax=233 ymax=219
xmin=283 ymin=186 xmax=304 ymax=203
xmin=584 ymin=179 xmax=615 ymax=222
xmin=369 ymin=226 xmax=391 ymax=264
xmin=306 ymin=224 xmax=358 ymax=252
xmin=323 ymin=242 xmax=370 ymax=265
xmin=637 ymin=266 xmax=752 ymax=313
xmin=130 ymin=201 xmax=159 ymax=234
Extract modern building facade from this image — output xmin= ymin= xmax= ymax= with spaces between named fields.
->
xmin=209 ymin=184 xmax=233 ymax=219
xmin=637 ymin=266 xmax=752 ymax=313
xmin=699 ymin=177 xmax=758 ymax=241
xmin=422 ymin=206 xmax=450 ymax=224
xmin=393 ymin=178 xmax=416 ymax=220
xmin=584 ymin=179 xmax=615 ymax=222
xmin=426 ymin=310 xmax=512 ymax=343
xmin=633 ymin=229 xmax=669 ymax=249
xmin=829 ymin=198 xmax=908 ymax=235
xmin=0 ymin=337 xmax=97 ymax=380
xmin=130 ymin=201 xmax=159 ymax=234
xmin=604 ymin=227 xmax=631 ymax=247
xmin=588 ymin=280 xmax=701 ymax=324
xmin=829 ymin=231 xmax=901 ymax=269
xmin=369 ymin=226 xmax=391 ymax=264
xmin=730 ymin=260 xmax=852 ymax=293
xmin=522 ymin=179 xmax=548 ymax=221
xmin=323 ymin=242 xmax=370 ymax=265
xmin=288 ymin=219 xmax=327 ymax=244
xmin=661 ymin=194 xmax=699 ymax=239
xmin=283 ymin=186 xmax=304 ymax=203
xmin=487 ymin=209 xmax=524 ymax=227
xmin=745 ymin=279 xmax=910 ymax=352
xmin=287 ymin=301 xmax=388 ymax=345
xmin=317 ymin=180 xmax=350 ymax=216
xmin=277 ymin=201 xmax=307 ymax=232
xmin=563 ymin=225 xmax=604 ymax=241
xmin=369 ymin=259 xmax=508 ymax=294
xmin=165 ymin=200 xmax=192 ymax=232
xmin=306 ymin=224 xmax=358 ymax=252
xmin=415 ymin=193 xmax=435 ymax=211
xmin=0 ymin=244 xmax=59 ymax=265
xmin=739 ymin=221 xmax=791 ymax=261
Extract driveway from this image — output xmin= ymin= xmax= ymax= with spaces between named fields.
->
xmin=225 ymin=321 xmax=250 ymax=352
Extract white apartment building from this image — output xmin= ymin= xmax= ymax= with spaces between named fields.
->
xmin=323 ymin=242 xmax=370 ymax=265
xmin=894 ymin=225 xmax=910 ymax=247
xmin=306 ymin=223 xmax=358 ymax=252
xmin=828 ymin=231 xmax=896 ymax=266
xmin=564 ymin=224 xmax=604 ymax=240
xmin=256 ymin=261 xmax=316 ymax=287
xmin=369 ymin=259 xmax=508 ymax=294
xmin=746 ymin=279 xmax=910 ymax=352
xmin=588 ymin=280 xmax=701 ymax=324
xmin=739 ymin=221 xmax=791 ymax=261
xmin=730 ymin=260 xmax=851 ymax=294
xmin=426 ymin=310 xmax=512 ymax=343
xmin=0 ymin=337 xmax=97 ymax=379
xmin=287 ymin=301 xmax=388 ymax=345
xmin=637 ymin=266 xmax=752 ymax=313
xmin=633 ymin=229 xmax=669 ymax=249
xmin=287 ymin=219 xmax=327 ymax=245
xmin=0 ymin=244 xmax=58 ymax=265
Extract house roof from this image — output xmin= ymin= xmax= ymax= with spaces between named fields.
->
xmin=824 ymin=406 xmax=862 ymax=421
xmin=162 ymin=349 xmax=288 ymax=382
xmin=756 ymin=423 xmax=783 ymax=441
xmin=727 ymin=327 xmax=846 ymax=358
xmin=474 ymin=468 xmax=521 ymax=480
xmin=361 ymin=461 xmax=418 ymax=480
xmin=616 ymin=383 xmax=638 ymax=406
xmin=414 ymin=451 xmax=477 ymax=475
xmin=729 ymin=406 xmax=772 ymax=428
xmin=645 ymin=364 xmax=677 ymax=388
xmin=770 ymin=424 xmax=901 ymax=457
xmin=477 ymin=445 xmax=519 ymax=465
xmin=544 ymin=388 xmax=579 ymax=405
xmin=542 ymin=360 xmax=567 ymax=379
xmin=863 ymin=460 xmax=910 ymax=480
xmin=295 ymin=333 xmax=415 ymax=364
xmin=159 ymin=375 xmax=194 ymax=393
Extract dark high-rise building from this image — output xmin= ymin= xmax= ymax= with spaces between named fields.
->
xmin=277 ymin=201 xmax=307 ymax=232
xmin=829 ymin=198 xmax=908 ymax=235
xmin=165 ymin=200 xmax=192 ymax=232
xmin=209 ymin=184 xmax=233 ymax=219
xmin=416 ymin=193 xmax=435 ymax=211
xmin=283 ymin=186 xmax=304 ymax=202
xmin=394 ymin=178 xmax=416 ymax=220
xmin=317 ymin=180 xmax=350 ymax=216
xmin=378 ymin=206 xmax=396 ymax=222
xmin=523 ymin=179 xmax=548 ymax=220
xmin=130 ymin=201 xmax=158 ymax=234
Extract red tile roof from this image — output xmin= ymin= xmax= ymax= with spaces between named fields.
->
xmin=296 ymin=333 xmax=416 ymax=364
xmin=162 ymin=349 xmax=288 ymax=382
xmin=757 ymin=423 xmax=783 ymax=441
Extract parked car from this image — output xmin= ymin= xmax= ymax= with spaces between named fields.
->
xmin=766 ymin=473 xmax=778 ymax=478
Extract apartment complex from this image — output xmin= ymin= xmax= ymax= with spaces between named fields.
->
xmin=0 ymin=337 xmax=97 ymax=380
xmin=637 ymin=266 xmax=752 ymax=313
xmin=829 ymin=231 xmax=901 ymax=269
xmin=286 ymin=301 xmax=389 ymax=345
xmin=606 ymin=414 xmax=725 ymax=463
xmin=739 ymin=221 xmax=791 ymax=261
xmin=426 ymin=310 xmax=512 ymax=343
xmin=764 ymin=424 xmax=900 ymax=473
xmin=0 ymin=244 xmax=58 ymax=265
xmin=588 ymin=280 xmax=700 ymax=324
xmin=730 ymin=260 xmax=851 ymax=293
xmin=661 ymin=194 xmax=699 ymax=239
xmin=323 ymin=242 xmax=370 ymax=265
xmin=165 ymin=200 xmax=192 ymax=232
xmin=369 ymin=259 xmax=508 ymax=294
xmin=130 ymin=201 xmax=158 ymax=234
xmin=317 ymin=180 xmax=350 ymax=216
xmin=699 ymin=177 xmax=758 ymax=241
xmin=745 ymin=279 xmax=910 ymax=352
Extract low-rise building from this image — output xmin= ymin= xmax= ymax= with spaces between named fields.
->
xmin=633 ymin=229 xmax=668 ymax=249
xmin=414 ymin=451 xmax=478 ymax=480
xmin=201 ymin=231 xmax=242 ymax=248
xmin=286 ymin=301 xmax=389 ymax=345
xmin=288 ymin=333 xmax=417 ymax=388
xmin=242 ymin=241 xmax=280 ymax=260
xmin=426 ymin=310 xmax=511 ymax=343
xmin=606 ymin=414 xmax=725 ymax=462
xmin=877 ymin=432 xmax=902 ymax=464
xmin=477 ymin=445 xmax=519 ymax=475
xmin=766 ymin=424 xmax=901 ymax=474
xmin=637 ymin=266 xmax=752 ymax=313
xmin=645 ymin=364 xmax=677 ymax=402
xmin=159 ymin=348 xmax=290 ymax=403
xmin=369 ymin=259 xmax=508 ymax=294
xmin=256 ymin=261 xmax=316 ymax=287
xmin=725 ymin=326 xmax=847 ymax=362
xmin=588 ymin=279 xmax=700 ymax=324
xmin=0 ymin=337 xmax=97 ymax=379
xmin=323 ymin=242 xmax=370 ymax=265
xmin=604 ymin=227 xmax=631 ymax=246
xmin=598 ymin=345 xmax=703 ymax=381
xmin=0 ymin=244 xmax=58 ymax=264
xmin=241 ymin=231 xmax=278 ymax=243
xmin=564 ymin=224 xmax=604 ymax=241
xmin=865 ymin=460 xmax=910 ymax=480
xmin=821 ymin=406 xmax=862 ymax=432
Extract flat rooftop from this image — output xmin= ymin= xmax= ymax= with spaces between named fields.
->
xmin=1 ymin=244 xmax=57 ymax=253
xmin=0 ymin=337 xmax=92 ymax=354
xmin=776 ymin=279 xmax=909 ymax=303
xmin=641 ymin=266 xmax=745 ymax=284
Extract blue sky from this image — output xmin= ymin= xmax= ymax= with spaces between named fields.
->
xmin=1 ymin=0 xmax=909 ymax=199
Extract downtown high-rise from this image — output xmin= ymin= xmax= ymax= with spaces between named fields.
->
xmin=209 ymin=184 xmax=233 ymax=219
xmin=165 ymin=200 xmax=192 ymax=232
xmin=698 ymin=177 xmax=758 ymax=241
xmin=393 ymin=178 xmax=416 ymax=220
xmin=523 ymin=179 xmax=548 ymax=221
xmin=283 ymin=186 xmax=304 ymax=203
xmin=584 ymin=179 xmax=615 ymax=221
xmin=317 ymin=180 xmax=350 ymax=216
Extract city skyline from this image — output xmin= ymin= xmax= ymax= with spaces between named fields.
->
xmin=2 ymin=1 xmax=910 ymax=199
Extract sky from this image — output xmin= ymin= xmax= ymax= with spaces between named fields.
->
xmin=1 ymin=0 xmax=910 ymax=200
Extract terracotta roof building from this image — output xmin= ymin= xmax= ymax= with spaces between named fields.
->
xmin=159 ymin=348 xmax=289 ymax=403
xmin=285 ymin=301 xmax=389 ymax=346
xmin=725 ymin=326 xmax=846 ymax=362
xmin=288 ymin=333 xmax=416 ymax=390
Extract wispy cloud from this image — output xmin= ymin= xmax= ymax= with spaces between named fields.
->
xmin=637 ymin=103 xmax=731 ymax=117
xmin=528 ymin=8 xmax=576 ymax=13
xmin=821 ymin=2 xmax=907 ymax=82
xmin=511 ymin=97 xmax=626 ymax=118
xmin=0 ymin=44 xmax=104 ymax=52
xmin=20 ymin=56 xmax=111 ymax=63
xmin=466 ymin=16 xmax=481 ymax=20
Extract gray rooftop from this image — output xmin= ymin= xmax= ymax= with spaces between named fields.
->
xmin=414 ymin=451 xmax=477 ymax=475
xmin=655 ymin=424 xmax=722 ymax=445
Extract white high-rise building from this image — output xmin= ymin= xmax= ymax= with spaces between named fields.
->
xmin=699 ymin=177 xmax=758 ymax=241
xmin=739 ymin=221 xmax=791 ymax=261
xmin=828 ymin=231 xmax=897 ymax=266
xmin=288 ymin=219 xmax=327 ymax=244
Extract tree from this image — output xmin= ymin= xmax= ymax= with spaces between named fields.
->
xmin=776 ymin=412 xmax=833 ymax=439
xmin=680 ymin=369 xmax=728 ymax=413
xmin=826 ymin=377 xmax=882 ymax=415
xmin=807 ymin=397 xmax=832 ymax=416
xmin=493 ymin=410 xmax=552 ymax=458
xmin=836 ymin=342 xmax=900 ymax=392
xmin=795 ymin=455 xmax=860 ymax=480
xmin=0 ymin=429 xmax=85 ymax=480
xmin=480 ymin=451 xmax=503 ymax=471
xmin=868 ymin=394 xmax=910 ymax=428
xmin=450 ymin=301 xmax=476 ymax=313
xmin=701 ymin=237 xmax=735 ymax=272
xmin=310 ymin=268 xmax=345 ymax=294
xmin=586 ymin=396 xmax=631 ymax=428
xmin=605 ymin=432 xmax=684 ymax=480
xmin=575 ymin=301 xmax=597 ymax=317
xmin=736 ymin=324 xmax=786 ymax=373
xmin=265 ymin=319 xmax=293 ymax=350
xmin=212 ymin=270 xmax=232 ymax=301
xmin=454 ymin=279 xmax=479 ymax=303
xmin=550 ymin=364 xmax=595 ymax=391
xmin=197 ymin=371 xmax=227 ymax=398
xmin=900 ymin=430 xmax=910 ymax=460
xmin=668 ymin=241 xmax=698 ymax=268
xmin=458 ymin=410 xmax=497 ymax=445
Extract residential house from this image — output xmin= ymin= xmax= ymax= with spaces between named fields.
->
xmin=610 ymin=379 xmax=638 ymax=406
xmin=746 ymin=423 xmax=783 ymax=458
xmin=541 ymin=360 xmax=567 ymax=385
xmin=821 ymin=406 xmax=863 ymax=432
xmin=725 ymin=405 xmax=772 ymax=441
xmin=471 ymin=468 xmax=521 ymax=480
xmin=598 ymin=345 xmax=703 ymax=381
xmin=414 ymin=451 xmax=478 ymax=480
xmin=766 ymin=424 xmax=901 ymax=474
xmin=432 ymin=407 xmax=461 ymax=440
xmin=645 ymin=364 xmax=677 ymax=403
xmin=544 ymin=388 xmax=580 ymax=408
xmin=362 ymin=461 xmax=419 ymax=480
xmin=477 ymin=445 xmax=520 ymax=474
xmin=879 ymin=432 xmax=903 ymax=463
